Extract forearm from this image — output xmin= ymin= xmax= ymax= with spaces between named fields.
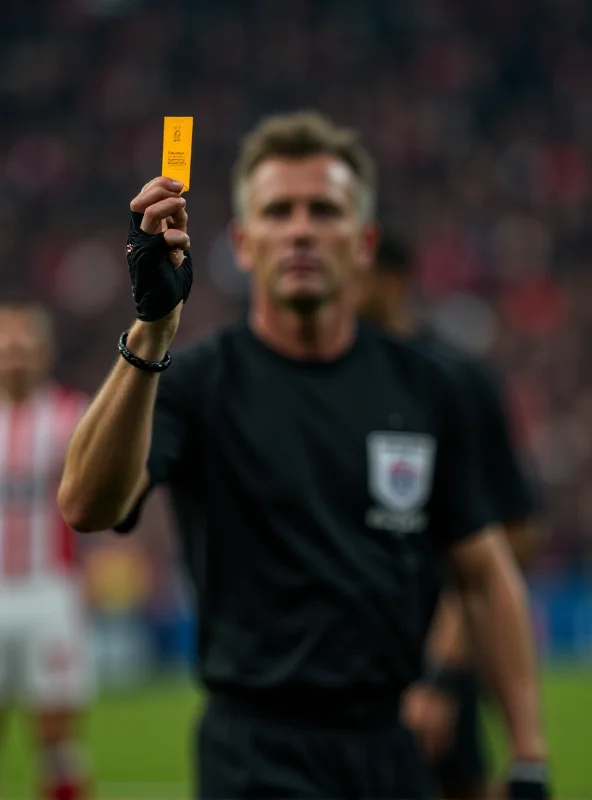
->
xmin=58 ymin=321 xmax=173 ymax=531
xmin=426 ymin=588 xmax=471 ymax=668
xmin=460 ymin=554 xmax=545 ymax=760
xmin=428 ymin=517 xmax=541 ymax=668
xmin=506 ymin=518 xmax=542 ymax=570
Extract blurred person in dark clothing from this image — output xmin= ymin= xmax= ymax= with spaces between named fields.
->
xmin=59 ymin=111 xmax=548 ymax=800
xmin=357 ymin=233 xmax=543 ymax=800
xmin=0 ymin=299 xmax=93 ymax=800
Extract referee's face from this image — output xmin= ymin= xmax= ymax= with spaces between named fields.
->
xmin=233 ymin=154 xmax=375 ymax=312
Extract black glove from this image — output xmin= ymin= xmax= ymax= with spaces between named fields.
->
xmin=126 ymin=211 xmax=193 ymax=322
xmin=508 ymin=762 xmax=551 ymax=800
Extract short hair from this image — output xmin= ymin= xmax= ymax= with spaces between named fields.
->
xmin=232 ymin=110 xmax=377 ymax=222
xmin=375 ymin=231 xmax=414 ymax=276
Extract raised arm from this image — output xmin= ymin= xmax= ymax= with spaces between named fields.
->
xmin=58 ymin=176 xmax=191 ymax=532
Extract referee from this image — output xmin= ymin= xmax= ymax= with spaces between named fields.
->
xmin=59 ymin=111 xmax=548 ymax=800
xmin=357 ymin=233 xmax=543 ymax=799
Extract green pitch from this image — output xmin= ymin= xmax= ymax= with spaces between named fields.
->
xmin=2 ymin=667 xmax=590 ymax=799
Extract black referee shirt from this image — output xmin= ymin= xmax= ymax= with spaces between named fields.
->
xmin=116 ymin=321 xmax=495 ymax=716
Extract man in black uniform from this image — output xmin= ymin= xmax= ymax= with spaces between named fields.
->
xmin=59 ymin=111 xmax=548 ymax=799
xmin=357 ymin=233 xmax=542 ymax=799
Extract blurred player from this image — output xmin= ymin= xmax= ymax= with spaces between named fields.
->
xmin=357 ymin=234 xmax=541 ymax=799
xmin=59 ymin=112 xmax=548 ymax=799
xmin=0 ymin=299 xmax=93 ymax=800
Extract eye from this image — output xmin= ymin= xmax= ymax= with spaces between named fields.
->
xmin=310 ymin=200 xmax=342 ymax=218
xmin=262 ymin=201 xmax=292 ymax=218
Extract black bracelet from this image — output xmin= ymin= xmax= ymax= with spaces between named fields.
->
xmin=117 ymin=331 xmax=172 ymax=373
xmin=422 ymin=661 xmax=469 ymax=696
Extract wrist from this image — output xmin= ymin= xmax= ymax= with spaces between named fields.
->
xmin=127 ymin=315 xmax=178 ymax=361
xmin=510 ymin=733 xmax=547 ymax=763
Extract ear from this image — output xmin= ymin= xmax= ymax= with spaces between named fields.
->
xmin=356 ymin=222 xmax=381 ymax=274
xmin=229 ymin=219 xmax=254 ymax=273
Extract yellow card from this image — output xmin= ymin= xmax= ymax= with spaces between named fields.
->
xmin=162 ymin=116 xmax=193 ymax=192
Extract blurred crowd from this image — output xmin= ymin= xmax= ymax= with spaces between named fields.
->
xmin=1 ymin=0 xmax=592 ymax=569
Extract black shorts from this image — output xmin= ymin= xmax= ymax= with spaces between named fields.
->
xmin=433 ymin=671 xmax=488 ymax=791
xmin=196 ymin=694 xmax=432 ymax=799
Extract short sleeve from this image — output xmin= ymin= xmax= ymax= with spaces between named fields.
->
xmin=429 ymin=366 xmax=497 ymax=548
xmin=113 ymin=349 xmax=193 ymax=534
xmin=464 ymin=363 xmax=539 ymax=522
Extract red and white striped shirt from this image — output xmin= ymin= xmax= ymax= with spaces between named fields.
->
xmin=0 ymin=382 xmax=88 ymax=583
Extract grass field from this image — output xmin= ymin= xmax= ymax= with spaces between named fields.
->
xmin=1 ymin=666 xmax=590 ymax=799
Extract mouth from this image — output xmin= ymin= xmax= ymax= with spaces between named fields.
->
xmin=280 ymin=257 xmax=324 ymax=277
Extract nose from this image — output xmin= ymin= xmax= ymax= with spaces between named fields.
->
xmin=287 ymin=205 xmax=316 ymax=245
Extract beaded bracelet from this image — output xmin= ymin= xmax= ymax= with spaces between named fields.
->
xmin=117 ymin=331 xmax=172 ymax=373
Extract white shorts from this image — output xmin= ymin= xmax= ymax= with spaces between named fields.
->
xmin=0 ymin=575 xmax=94 ymax=710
